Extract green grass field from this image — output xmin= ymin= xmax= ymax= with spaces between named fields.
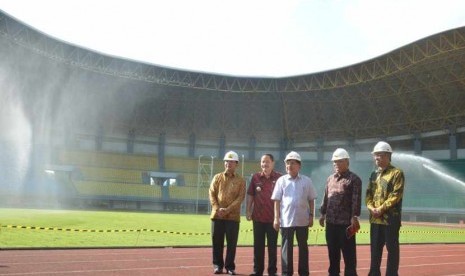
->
xmin=1 ymin=208 xmax=464 ymax=248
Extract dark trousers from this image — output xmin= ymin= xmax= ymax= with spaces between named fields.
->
xmin=325 ymin=223 xmax=357 ymax=276
xmin=368 ymin=220 xmax=401 ymax=276
xmin=252 ymin=221 xmax=278 ymax=275
xmin=280 ymin=226 xmax=309 ymax=276
xmin=211 ymin=219 xmax=240 ymax=271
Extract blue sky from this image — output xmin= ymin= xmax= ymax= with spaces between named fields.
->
xmin=1 ymin=0 xmax=465 ymax=77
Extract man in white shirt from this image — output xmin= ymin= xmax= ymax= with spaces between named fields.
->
xmin=271 ymin=151 xmax=317 ymax=276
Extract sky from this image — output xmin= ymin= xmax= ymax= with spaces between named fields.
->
xmin=1 ymin=0 xmax=465 ymax=77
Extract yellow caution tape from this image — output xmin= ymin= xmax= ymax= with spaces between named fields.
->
xmin=1 ymin=224 xmax=464 ymax=236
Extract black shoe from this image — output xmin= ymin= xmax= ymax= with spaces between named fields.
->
xmin=214 ymin=268 xmax=223 ymax=274
xmin=249 ymin=273 xmax=262 ymax=276
xmin=227 ymin=270 xmax=237 ymax=275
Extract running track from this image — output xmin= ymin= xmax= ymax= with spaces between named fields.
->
xmin=1 ymin=244 xmax=465 ymax=275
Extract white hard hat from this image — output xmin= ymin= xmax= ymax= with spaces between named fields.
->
xmin=223 ymin=151 xmax=239 ymax=161
xmin=372 ymin=141 xmax=392 ymax=154
xmin=331 ymin=148 xmax=350 ymax=161
xmin=284 ymin=151 xmax=301 ymax=162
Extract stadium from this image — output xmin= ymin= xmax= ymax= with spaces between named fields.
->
xmin=1 ymin=8 xmax=465 ymax=225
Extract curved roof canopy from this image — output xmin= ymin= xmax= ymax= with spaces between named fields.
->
xmin=1 ymin=10 xmax=465 ymax=146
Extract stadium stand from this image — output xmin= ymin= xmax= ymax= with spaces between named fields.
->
xmin=58 ymin=150 xmax=158 ymax=171
xmin=51 ymin=150 xmax=214 ymax=212
xmin=164 ymin=156 xmax=199 ymax=173
xmin=181 ymin=173 xmax=202 ymax=187
xmin=74 ymin=180 xmax=162 ymax=199
xmin=168 ymin=185 xmax=209 ymax=201
xmin=78 ymin=166 xmax=143 ymax=184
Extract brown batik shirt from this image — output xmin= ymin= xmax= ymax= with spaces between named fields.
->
xmin=320 ymin=170 xmax=362 ymax=225
xmin=209 ymin=170 xmax=246 ymax=222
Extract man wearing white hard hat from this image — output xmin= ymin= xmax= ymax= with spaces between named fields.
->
xmin=319 ymin=148 xmax=362 ymax=276
xmin=271 ymin=151 xmax=317 ymax=276
xmin=209 ymin=150 xmax=246 ymax=275
xmin=366 ymin=141 xmax=405 ymax=276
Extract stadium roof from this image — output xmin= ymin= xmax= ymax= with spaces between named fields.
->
xmin=1 ymin=10 xmax=465 ymax=150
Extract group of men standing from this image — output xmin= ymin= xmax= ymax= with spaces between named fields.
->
xmin=208 ymin=141 xmax=405 ymax=276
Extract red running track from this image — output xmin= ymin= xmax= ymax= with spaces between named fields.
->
xmin=1 ymin=244 xmax=465 ymax=275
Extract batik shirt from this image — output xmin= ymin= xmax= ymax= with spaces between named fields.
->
xmin=209 ymin=170 xmax=246 ymax=222
xmin=365 ymin=164 xmax=405 ymax=225
xmin=247 ymin=170 xmax=282 ymax=223
xmin=320 ymin=170 xmax=362 ymax=225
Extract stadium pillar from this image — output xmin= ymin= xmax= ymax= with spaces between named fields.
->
xmin=449 ymin=126 xmax=457 ymax=160
xmin=348 ymin=138 xmax=356 ymax=161
xmin=279 ymin=138 xmax=287 ymax=162
xmin=188 ymin=133 xmax=196 ymax=157
xmin=127 ymin=128 xmax=135 ymax=154
xmin=96 ymin=125 xmax=103 ymax=151
xmin=414 ymin=132 xmax=422 ymax=155
xmin=280 ymin=136 xmax=294 ymax=152
xmin=317 ymin=139 xmax=324 ymax=163
xmin=158 ymin=132 xmax=166 ymax=171
xmin=218 ymin=134 xmax=225 ymax=161
xmin=248 ymin=136 xmax=256 ymax=160
xmin=278 ymin=137 xmax=292 ymax=172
